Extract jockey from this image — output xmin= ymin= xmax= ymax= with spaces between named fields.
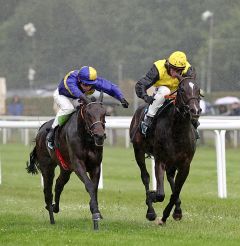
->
xmin=47 ymin=66 xmax=129 ymax=149
xmin=135 ymin=51 xmax=198 ymax=136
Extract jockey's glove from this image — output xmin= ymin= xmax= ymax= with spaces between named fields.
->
xmin=144 ymin=95 xmax=155 ymax=104
xmin=120 ymin=98 xmax=129 ymax=108
xmin=79 ymin=94 xmax=90 ymax=103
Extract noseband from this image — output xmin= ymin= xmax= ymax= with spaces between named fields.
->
xmin=80 ymin=102 xmax=106 ymax=137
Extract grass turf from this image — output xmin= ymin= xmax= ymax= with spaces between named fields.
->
xmin=0 ymin=144 xmax=239 ymax=245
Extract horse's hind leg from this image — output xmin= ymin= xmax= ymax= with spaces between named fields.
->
xmin=166 ymin=166 xmax=182 ymax=220
xmin=133 ymin=144 xmax=156 ymax=221
xmin=159 ymin=165 xmax=190 ymax=225
xmin=41 ymin=160 xmax=56 ymax=224
xmin=53 ymin=169 xmax=72 ymax=213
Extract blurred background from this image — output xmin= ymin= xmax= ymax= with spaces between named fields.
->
xmin=0 ymin=0 xmax=240 ymax=117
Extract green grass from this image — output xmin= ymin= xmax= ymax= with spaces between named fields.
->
xmin=0 ymin=144 xmax=240 ymax=246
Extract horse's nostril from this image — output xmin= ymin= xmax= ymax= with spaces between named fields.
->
xmin=94 ymin=133 xmax=106 ymax=143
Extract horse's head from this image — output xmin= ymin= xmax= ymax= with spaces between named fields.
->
xmin=79 ymin=91 xmax=107 ymax=146
xmin=175 ymin=74 xmax=201 ymax=121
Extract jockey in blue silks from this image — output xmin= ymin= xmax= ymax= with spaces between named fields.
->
xmin=47 ymin=66 xmax=129 ymax=149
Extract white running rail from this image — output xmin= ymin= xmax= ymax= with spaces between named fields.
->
xmin=1 ymin=116 xmax=240 ymax=198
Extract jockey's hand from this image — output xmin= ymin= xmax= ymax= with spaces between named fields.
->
xmin=79 ymin=94 xmax=90 ymax=104
xmin=120 ymin=98 xmax=129 ymax=108
xmin=144 ymin=95 xmax=155 ymax=104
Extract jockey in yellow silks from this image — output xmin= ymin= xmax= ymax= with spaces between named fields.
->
xmin=135 ymin=51 xmax=197 ymax=136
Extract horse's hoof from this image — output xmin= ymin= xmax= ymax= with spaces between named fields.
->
xmin=155 ymin=217 xmax=166 ymax=226
xmin=172 ymin=212 xmax=182 ymax=221
xmin=92 ymin=213 xmax=102 ymax=231
xmin=50 ymin=219 xmax=55 ymax=225
xmin=93 ymin=220 xmax=99 ymax=230
xmin=52 ymin=204 xmax=59 ymax=213
xmin=146 ymin=212 xmax=157 ymax=221
xmin=172 ymin=208 xmax=182 ymax=220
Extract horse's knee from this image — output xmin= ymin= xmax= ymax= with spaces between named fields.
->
xmin=146 ymin=191 xmax=156 ymax=203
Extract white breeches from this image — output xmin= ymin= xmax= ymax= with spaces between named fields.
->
xmin=147 ymin=86 xmax=171 ymax=117
xmin=52 ymin=89 xmax=79 ymax=128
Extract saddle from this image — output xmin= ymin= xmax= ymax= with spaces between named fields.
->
xmin=48 ymin=108 xmax=95 ymax=150
xmin=140 ymin=99 xmax=175 ymax=136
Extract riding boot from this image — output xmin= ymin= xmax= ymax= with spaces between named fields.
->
xmin=47 ymin=128 xmax=55 ymax=149
xmin=191 ymin=119 xmax=200 ymax=139
xmin=141 ymin=115 xmax=153 ymax=136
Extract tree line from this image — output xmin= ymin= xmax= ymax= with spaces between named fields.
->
xmin=0 ymin=0 xmax=239 ymax=93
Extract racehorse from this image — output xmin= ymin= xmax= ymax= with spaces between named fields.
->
xmin=26 ymin=92 xmax=106 ymax=230
xmin=130 ymin=74 xmax=201 ymax=225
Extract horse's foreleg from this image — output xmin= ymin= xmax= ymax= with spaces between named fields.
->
xmin=133 ymin=145 xmax=156 ymax=221
xmin=158 ymin=165 xmax=190 ymax=225
xmin=53 ymin=169 xmax=72 ymax=213
xmin=89 ymin=165 xmax=103 ymax=230
xmin=41 ymin=164 xmax=56 ymax=224
xmin=166 ymin=166 xmax=182 ymax=220
xmin=89 ymin=165 xmax=102 ymax=215
xmin=75 ymin=163 xmax=101 ymax=230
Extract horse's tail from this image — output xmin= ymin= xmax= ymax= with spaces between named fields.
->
xmin=26 ymin=146 xmax=40 ymax=175
xmin=130 ymin=105 xmax=146 ymax=142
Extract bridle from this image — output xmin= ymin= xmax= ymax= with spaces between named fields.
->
xmin=175 ymin=77 xmax=200 ymax=117
xmin=80 ymin=102 xmax=106 ymax=138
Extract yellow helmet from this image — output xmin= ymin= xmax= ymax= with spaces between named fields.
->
xmin=168 ymin=51 xmax=187 ymax=69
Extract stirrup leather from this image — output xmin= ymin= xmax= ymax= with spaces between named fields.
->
xmin=141 ymin=116 xmax=153 ymax=136
xmin=47 ymin=129 xmax=55 ymax=149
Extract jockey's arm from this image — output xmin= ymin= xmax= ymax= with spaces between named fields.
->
xmin=135 ymin=65 xmax=159 ymax=99
xmin=94 ymin=77 xmax=124 ymax=101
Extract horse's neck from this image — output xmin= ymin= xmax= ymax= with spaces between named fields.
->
xmin=159 ymin=106 xmax=192 ymax=135
xmin=63 ymin=110 xmax=85 ymax=134
xmin=172 ymin=108 xmax=192 ymax=135
xmin=77 ymin=111 xmax=86 ymax=133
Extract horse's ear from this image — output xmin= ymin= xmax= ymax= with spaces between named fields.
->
xmin=98 ymin=90 xmax=104 ymax=103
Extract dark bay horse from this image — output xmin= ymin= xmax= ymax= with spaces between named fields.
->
xmin=130 ymin=75 xmax=201 ymax=225
xmin=26 ymin=92 xmax=106 ymax=230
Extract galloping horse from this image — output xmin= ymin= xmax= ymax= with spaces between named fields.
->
xmin=26 ymin=92 xmax=106 ymax=230
xmin=130 ymin=75 xmax=201 ymax=225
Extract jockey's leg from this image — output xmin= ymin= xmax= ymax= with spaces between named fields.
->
xmin=47 ymin=89 xmax=75 ymax=149
xmin=141 ymin=86 xmax=171 ymax=135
